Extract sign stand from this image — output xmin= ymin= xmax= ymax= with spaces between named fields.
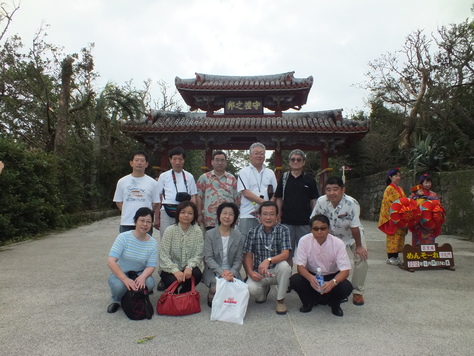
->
xmin=400 ymin=243 xmax=455 ymax=272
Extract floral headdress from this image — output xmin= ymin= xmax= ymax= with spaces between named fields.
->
xmin=419 ymin=173 xmax=431 ymax=181
xmin=388 ymin=167 xmax=400 ymax=176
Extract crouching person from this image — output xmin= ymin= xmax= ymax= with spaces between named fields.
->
xmin=107 ymin=207 xmax=158 ymax=313
xmin=203 ymin=202 xmax=245 ymax=308
xmin=290 ymin=214 xmax=353 ymax=317
xmin=243 ymin=201 xmax=292 ymax=315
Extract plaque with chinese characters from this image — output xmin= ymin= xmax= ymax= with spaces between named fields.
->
xmin=401 ymin=243 xmax=455 ymax=272
xmin=224 ymin=98 xmax=263 ymax=115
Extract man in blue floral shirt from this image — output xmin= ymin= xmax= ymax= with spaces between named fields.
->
xmin=311 ymin=176 xmax=368 ymax=306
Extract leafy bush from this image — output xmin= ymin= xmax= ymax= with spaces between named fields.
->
xmin=0 ymin=136 xmax=152 ymax=245
xmin=0 ymin=139 xmax=63 ymax=242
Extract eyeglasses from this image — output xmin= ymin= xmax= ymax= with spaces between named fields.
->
xmin=311 ymin=226 xmax=328 ymax=232
xmin=290 ymin=157 xmax=303 ymax=162
xmin=213 ymin=159 xmax=226 ymax=163
xmin=137 ymin=218 xmax=153 ymax=225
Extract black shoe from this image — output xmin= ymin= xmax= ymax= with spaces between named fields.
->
xmin=207 ymin=298 xmax=213 ymax=308
xmin=331 ymin=304 xmax=344 ymax=317
xmin=157 ymin=280 xmax=166 ymax=291
xmin=107 ymin=303 xmax=120 ymax=313
xmin=299 ymin=304 xmax=313 ymax=313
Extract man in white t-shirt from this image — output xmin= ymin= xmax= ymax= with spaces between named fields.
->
xmin=237 ymin=142 xmax=277 ymax=236
xmin=113 ymin=151 xmax=160 ymax=233
xmin=156 ymin=146 xmax=198 ymax=235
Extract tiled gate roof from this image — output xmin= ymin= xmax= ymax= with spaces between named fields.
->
xmin=175 ymin=72 xmax=313 ymax=91
xmin=121 ymin=109 xmax=369 ymax=153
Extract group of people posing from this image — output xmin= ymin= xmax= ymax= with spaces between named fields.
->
xmin=107 ymin=142 xmax=381 ymax=318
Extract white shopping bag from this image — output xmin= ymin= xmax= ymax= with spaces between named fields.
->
xmin=210 ymin=277 xmax=249 ymax=325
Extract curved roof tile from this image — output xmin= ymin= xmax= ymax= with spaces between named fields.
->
xmin=124 ymin=110 xmax=369 ymax=135
xmin=175 ymin=72 xmax=313 ymax=91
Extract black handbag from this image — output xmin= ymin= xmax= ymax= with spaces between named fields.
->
xmin=121 ymin=271 xmax=153 ymax=320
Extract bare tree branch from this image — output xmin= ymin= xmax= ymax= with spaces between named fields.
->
xmin=0 ymin=1 xmax=20 ymax=42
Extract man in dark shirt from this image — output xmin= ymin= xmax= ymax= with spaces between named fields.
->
xmin=275 ymin=149 xmax=319 ymax=267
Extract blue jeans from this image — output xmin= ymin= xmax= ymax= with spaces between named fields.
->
xmin=108 ymin=272 xmax=155 ymax=303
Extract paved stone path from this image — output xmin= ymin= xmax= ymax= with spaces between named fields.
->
xmin=0 ymin=217 xmax=473 ymax=355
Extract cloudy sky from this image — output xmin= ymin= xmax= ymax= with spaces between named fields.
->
xmin=6 ymin=0 xmax=472 ymax=115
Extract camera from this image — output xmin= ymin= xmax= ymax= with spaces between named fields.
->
xmin=175 ymin=192 xmax=191 ymax=202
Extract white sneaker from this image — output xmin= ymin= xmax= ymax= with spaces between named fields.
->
xmin=395 ymin=257 xmax=403 ymax=265
xmin=386 ymin=257 xmax=397 ymax=265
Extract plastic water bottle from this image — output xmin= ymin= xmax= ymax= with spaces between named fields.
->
xmin=316 ymin=267 xmax=324 ymax=288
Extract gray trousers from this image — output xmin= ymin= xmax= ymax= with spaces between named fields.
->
xmin=246 ymin=261 xmax=292 ymax=301
xmin=283 ymin=224 xmax=311 ymax=258
xmin=157 ymin=211 xmax=175 ymax=276
xmin=348 ymin=232 xmax=368 ymax=295
xmin=159 ymin=211 xmax=175 ymax=241
xmin=237 ymin=218 xmax=259 ymax=237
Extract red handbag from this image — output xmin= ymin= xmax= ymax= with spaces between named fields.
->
xmin=156 ymin=277 xmax=201 ymax=316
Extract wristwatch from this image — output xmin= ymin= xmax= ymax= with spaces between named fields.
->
xmin=332 ymin=279 xmax=338 ymax=285
xmin=267 ymin=258 xmax=272 ymax=263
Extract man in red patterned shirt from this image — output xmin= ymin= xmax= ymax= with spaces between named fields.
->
xmin=196 ymin=151 xmax=240 ymax=230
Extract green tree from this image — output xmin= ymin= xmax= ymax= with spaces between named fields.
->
xmin=0 ymin=28 xmax=96 ymax=152
xmin=407 ymin=134 xmax=449 ymax=176
xmin=225 ymin=150 xmax=248 ymax=174
xmin=325 ymin=104 xmax=405 ymax=178
xmin=0 ymin=139 xmax=63 ymax=242
xmin=364 ymin=29 xmax=432 ymax=151
xmin=363 ymin=17 xmax=474 ymax=169
xmin=89 ymin=82 xmax=147 ymax=206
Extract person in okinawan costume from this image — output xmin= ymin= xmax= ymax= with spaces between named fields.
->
xmin=410 ymin=173 xmax=443 ymax=246
xmin=378 ymin=168 xmax=407 ymax=266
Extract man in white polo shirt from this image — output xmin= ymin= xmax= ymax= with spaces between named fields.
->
xmin=237 ymin=142 xmax=277 ymax=236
